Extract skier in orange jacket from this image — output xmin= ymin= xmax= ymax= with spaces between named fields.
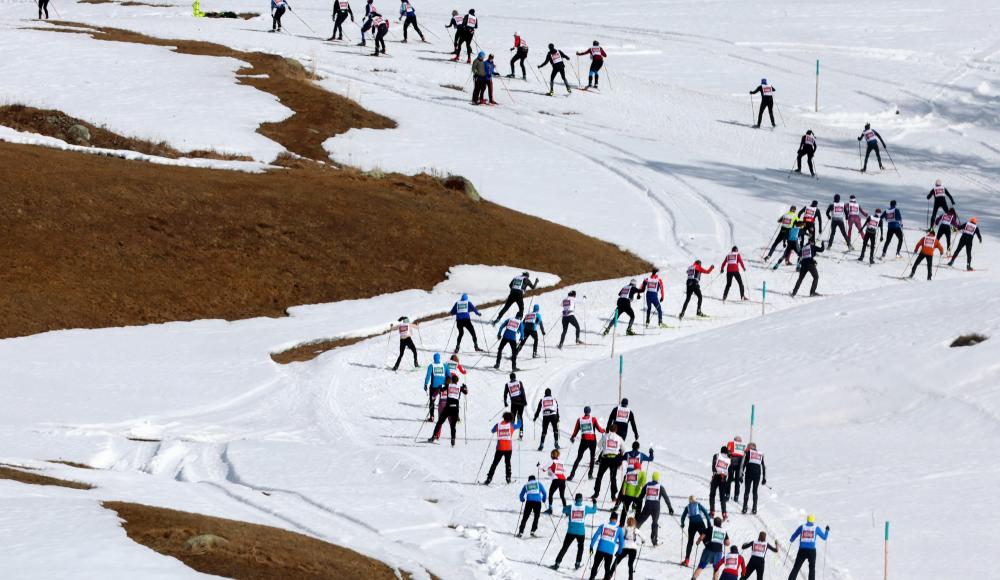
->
xmin=908 ymin=229 xmax=944 ymax=280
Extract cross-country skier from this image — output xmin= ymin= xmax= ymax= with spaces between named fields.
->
xmin=909 ymin=229 xmax=944 ymax=280
xmin=329 ymin=0 xmax=354 ymax=40
xmin=604 ymin=278 xmax=640 ymax=335
xmin=606 ymin=398 xmax=639 ymax=442
xmin=615 ymin=463 xmax=646 ymax=519
xmin=826 ymin=194 xmax=849 ymax=248
xmin=610 ymin=516 xmax=644 ymax=580
xmin=391 ymin=316 xmax=419 ymax=371
xmin=494 ymin=313 xmax=523 ymax=371
xmin=569 ymin=406 xmax=604 ymax=480
xmin=680 ymin=260 xmax=715 ymax=319
xmin=791 ymin=240 xmax=825 ymax=297
xmin=721 ymin=247 xmax=748 ymax=302
xmin=857 ymin=209 xmax=883 ymax=265
xmin=541 ymin=449 xmax=568 ymax=512
xmin=397 ymin=0 xmax=424 ymax=42
xmin=371 ymin=14 xmax=390 ymax=56
xmin=38 ymin=0 xmax=50 ymax=19
xmin=726 ymin=436 xmax=746 ymax=501
xmin=424 ymin=353 xmax=448 ymax=421
xmin=934 ymin=207 xmax=959 ymax=251
xmin=517 ymin=475 xmax=547 ymax=537
xmin=622 ymin=441 xmax=653 ymax=472
xmin=948 ymin=217 xmax=982 ymax=271
xmin=691 ymin=516 xmax=729 ymax=579
xmin=681 ymin=496 xmax=711 ymax=567
xmin=741 ymin=532 xmax=778 ymax=579
xmin=427 ymin=374 xmax=467 ymax=445
xmin=517 ymin=303 xmax=545 ymax=358
xmin=640 ymin=268 xmax=667 ymax=327
xmin=445 ymin=9 xmax=463 ymax=51
xmin=589 ymin=512 xmax=624 ymax=580
xmin=446 ymin=353 xmax=466 ymax=381
xmin=749 ymin=79 xmax=776 ymax=128
xmin=271 ymin=0 xmax=289 ymax=31
xmin=709 ymin=446 xmax=731 ymax=518
xmin=766 ymin=206 xmax=798 ymax=261
xmin=576 ymin=41 xmax=607 ymax=90
xmin=635 ymin=471 xmax=674 ymax=546
xmin=357 ymin=0 xmax=375 ymax=45
xmin=507 ymin=32 xmax=529 ymax=79
xmin=926 ymin=179 xmax=956 ymax=226
xmin=450 ymin=293 xmax=483 ymax=352
xmin=471 ymin=51 xmax=488 ymax=105
xmin=795 ymin=130 xmax=817 ymax=176
xmin=539 ymin=44 xmax=573 ymax=96
xmin=483 ymin=411 xmax=521 ymax=485
xmin=741 ymin=442 xmax=766 ymax=515
xmin=503 ymin=372 xmax=527 ymax=437
xmin=592 ymin=424 xmax=625 ymax=501
xmin=493 ymin=271 xmax=537 ymax=323
xmin=846 ymin=195 xmax=865 ymax=244
xmin=787 ymin=516 xmax=829 ymax=580
xmin=451 ymin=8 xmax=477 ymax=62
xmin=773 ymin=219 xmax=804 ymax=269
xmin=533 ymin=387 xmax=560 ymax=450
xmin=857 ymin=123 xmax=887 ymax=172
xmin=880 ymin=200 xmax=904 ymax=258
xmin=797 ymin=200 xmax=823 ymax=242
xmin=714 ymin=545 xmax=746 ymax=580
xmin=552 ymin=494 xmax=598 ymax=571
xmin=557 ymin=290 xmax=583 ymax=348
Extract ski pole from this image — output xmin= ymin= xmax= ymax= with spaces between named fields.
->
xmin=575 ymin=54 xmax=582 ymax=88
xmin=414 ymin=412 xmax=428 ymax=442
xmin=464 ymin=396 xmax=469 ymax=444
xmin=926 ymin=198 xmax=931 ymax=228
xmin=857 ymin=140 xmax=863 ymax=171
xmin=775 ymin=101 xmax=786 ymax=127
xmin=495 ymin=72 xmax=515 ymax=104
xmin=514 ymin=501 xmax=524 ymax=535
xmin=884 ymin=146 xmax=900 ymax=176
xmin=750 ymin=93 xmax=755 ymax=125
xmin=288 ymin=7 xmax=317 ymax=34
xmin=603 ymin=63 xmax=612 ymax=91
xmin=474 ymin=439 xmax=492 ymax=483
xmin=415 ymin=324 xmax=425 ymax=350
xmin=443 ymin=322 xmax=455 ymax=354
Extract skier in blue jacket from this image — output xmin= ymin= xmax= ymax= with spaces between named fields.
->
xmin=517 ymin=475 xmax=548 ymax=537
xmin=680 ymin=496 xmax=711 ymax=566
xmin=880 ymin=200 xmax=905 ymax=258
xmin=589 ymin=512 xmax=624 ymax=580
xmin=774 ymin=219 xmax=803 ymax=269
xmin=553 ymin=494 xmax=598 ymax=570
xmin=450 ymin=293 xmax=483 ymax=352
xmin=495 ymin=313 xmax=524 ymax=371
xmin=516 ymin=303 xmax=545 ymax=358
xmin=788 ymin=515 xmax=829 ymax=580
xmin=423 ymin=353 xmax=448 ymax=421
xmin=397 ymin=0 xmax=424 ymax=42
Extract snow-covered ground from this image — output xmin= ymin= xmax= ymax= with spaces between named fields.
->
xmin=1 ymin=0 xmax=999 ymax=578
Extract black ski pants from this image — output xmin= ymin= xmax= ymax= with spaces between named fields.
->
xmin=910 ymin=254 xmax=934 ymax=280
xmin=723 ymin=272 xmax=745 ymax=300
xmin=709 ymin=474 xmax=729 ymax=514
xmin=495 ymin=337 xmax=519 ymax=369
xmin=559 ymin=315 xmax=580 ymax=346
xmin=569 ymin=439 xmax=596 ymax=479
xmin=519 ymin=500 xmax=541 ymax=534
xmin=510 ymin=47 xmax=528 ymax=77
xmin=432 ymin=404 xmax=459 ymax=442
xmin=796 ymin=146 xmax=814 ymax=174
xmin=882 ymin=227 xmax=903 ymax=256
xmin=592 ymin=455 xmax=621 ymax=499
xmin=827 ymin=219 xmax=848 ymax=247
xmin=757 ymin=96 xmax=774 ymax=126
xmin=393 ymin=337 xmax=418 ymax=369
xmin=549 ymin=64 xmax=571 ymax=92
xmin=686 ymin=520 xmax=707 ymax=560
xmin=485 ymin=449 xmax=512 ymax=483
xmin=788 ymin=548 xmax=817 ymax=580
xmin=742 ymin=556 xmax=766 ymax=580
xmin=859 ymin=231 xmax=877 ymax=263
xmin=402 ymin=14 xmax=423 ymax=40
xmin=767 ymin=228 xmax=789 ymax=258
xmin=680 ymin=280 xmax=703 ymax=317
xmin=590 ymin=550 xmax=613 ymax=580
xmin=743 ymin=465 xmax=762 ymax=511
xmin=611 ymin=547 xmax=637 ymax=580
xmin=332 ymin=12 xmax=349 ymax=39
xmin=555 ymin=532 xmax=585 ymax=567
xmin=636 ymin=503 xmax=662 ymax=544
xmin=548 ymin=478 xmax=567 ymax=508
xmin=516 ymin=322 xmax=540 ymax=355
xmin=539 ymin=415 xmax=559 ymax=447
xmin=494 ymin=291 xmax=525 ymax=321
xmin=951 ymin=235 xmax=974 ymax=267
xmin=862 ymin=142 xmax=882 ymax=171
xmin=455 ymin=318 xmax=479 ymax=351
xmin=792 ymin=261 xmax=819 ymax=296
xmin=373 ymin=26 xmax=388 ymax=55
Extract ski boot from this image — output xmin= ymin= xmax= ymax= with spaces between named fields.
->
xmin=697 ymin=311 xmax=708 ymax=318
xmin=625 ymin=328 xmax=636 ymax=336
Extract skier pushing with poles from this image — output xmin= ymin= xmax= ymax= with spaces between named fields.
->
xmin=397 ymin=0 xmax=425 ymax=42
xmin=588 ymin=512 xmax=624 ymax=580
xmin=681 ymin=496 xmax=711 ymax=567
xmin=826 ymin=194 xmax=849 ymax=249
xmin=450 ymin=293 xmax=483 ymax=352
xmin=591 ymin=425 xmax=625 ymax=501
xmin=451 ymin=9 xmax=477 ymax=62
xmin=797 ymin=200 xmax=823 ymax=243
xmin=270 ymin=0 xmax=289 ymax=32
xmin=357 ymin=0 xmax=375 ymax=45
xmin=576 ymin=40 xmax=607 ymax=90
xmin=551 ymin=493 xmax=598 ymax=571
xmin=908 ymin=229 xmax=944 ymax=280
xmin=483 ymin=411 xmax=521 ymax=485
xmin=427 ymin=374 xmax=467 ymax=446
xmin=517 ymin=475 xmax=547 ymax=537
xmin=948 ymin=217 xmax=982 ymax=271
xmin=926 ymin=179 xmax=956 ymax=226
xmin=568 ymin=406 xmax=604 ymax=481
xmin=741 ymin=531 xmax=778 ymax=579
xmin=507 ymin=32 xmax=529 ymax=79
xmin=494 ymin=313 xmax=523 ymax=371
xmin=503 ymin=372 xmax=528 ymax=438
xmin=709 ymin=446 xmax=731 ymax=518
xmin=445 ymin=9 xmax=463 ymax=51
xmin=423 ymin=353 xmax=448 ymax=421
xmin=721 ymin=247 xmax=748 ymax=302
xmin=846 ymin=195 xmax=865 ymax=245
xmin=517 ymin=303 xmax=545 ymax=358
xmin=640 ymin=268 xmax=667 ymax=327
xmin=610 ymin=516 xmax=644 ymax=580
xmin=725 ymin=435 xmax=746 ymax=502
xmin=795 ymin=130 xmax=817 ymax=176
xmin=603 ymin=279 xmax=640 ymax=336
xmin=679 ymin=260 xmax=714 ymax=319
xmin=791 ymin=239 xmax=826 ymax=297
xmin=614 ymin=463 xmax=645 ymax=520
xmin=857 ymin=209 xmax=883 ymax=265
xmin=691 ymin=516 xmax=730 ymax=579
xmin=533 ymin=387 xmax=560 ymax=450
xmin=934 ymin=207 xmax=959 ymax=251
xmin=635 ymin=471 xmax=674 ymax=546
xmin=539 ymin=44 xmax=573 ymax=96
xmin=371 ymin=13 xmax=390 ymax=56
xmin=857 ymin=122 xmax=887 ymax=172
xmin=787 ymin=515 xmax=830 ymax=580
xmin=606 ymin=398 xmax=639 ymax=442
xmin=749 ymin=79 xmax=776 ymax=128
xmin=391 ymin=316 xmax=419 ymax=371
xmin=557 ymin=290 xmax=583 ymax=348
xmin=740 ymin=442 xmax=766 ymax=515
xmin=765 ymin=207 xmax=798 ymax=261
xmin=540 ymin=448 xmax=568 ymax=513
xmin=329 ymin=0 xmax=354 ymax=40
xmin=493 ymin=271 xmax=537 ymax=323
xmin=880 ymin=200 xmax=905 ymax=258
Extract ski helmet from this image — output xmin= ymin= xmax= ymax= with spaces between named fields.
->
xmin=865 ymin=122 xmax=871 ymax=129
xmin=621 ymin=398 xmax=629 ymax=406
xmin=806 ymin=129 xmax=813 ymax=135
xmin=527 ymin=475 xmax=535 ymax=481
xmin=533 ymin=303 xmax=540 ymax=312
xmin=833 ymin=194 xmax=840 ymax=202
xmin=631 ymin=441 xmax=640 ymax=451
xmin=433 ymin=353 xmax=441 ymax=363
xmin=575 ymin=493 xmax=584 ymax=502
xmin=807 ymin=515 xmax=816 ymax=523
xmin=850 ymin=194 xmax=856 ymax=199
xmin=652 ymin=471 xmax=661 ymax=482
xmin=731 ymin=245 xmax=739 ymax=252
xmin=522 ymin=271 xmax=529 ymax=277
xmin=468 ymin=8 xmax=475 ymax=14
xmin=398 ymin=316 xmax=409 ymax=322
xmin=890 ymin=200 xmax=897 ymax=208
xmin=761 ymin=78 xmax=767 ymax=85
xmin=568 ymin=290 xmax=576 ymax=297
xmin=544 ymin=387 xmax=552 ymax=396
xmin=461 ymin=293 xmax=468 ymax=301
xmin=935 ymin=179 xmax=942 ymax=186
xmin=971 ymin=217 xmax=978 ymax=224
xmin=652 ymin=267 xmax=659 ymax=275
xmin=509 ymin=372 xmax=516 ymax=380
xmin=593 ymin=40 xmax=599 ymax=46
xmin=811 ymin=200 xmax=818 ymax=206
xmin=730 ymin=546 xmax=739 ymax=554
xmin=548 ymin=43 xmax=555 ymax=50
xmin=584 ymin=405 xmax=591 ymax=414
xmin=720 ymin=445 xmax=729 ymax=454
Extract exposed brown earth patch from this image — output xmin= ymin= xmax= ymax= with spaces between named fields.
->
xmin=0 ymin=465 xmax=94 ymax=490
xmin=0 ymin=140 xmax=648 ymax=339
xmin=48 ymin=460 xmax=95 ymax=469
xmin=0 ymin=104 xmax=251 ymax=160
xmin=39 ymin=22 xmax=395 ymax=161
xmin=104 ymin=501 xmax=430 ymax=579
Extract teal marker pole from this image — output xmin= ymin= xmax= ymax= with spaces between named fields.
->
xmin=610 ymin=307 xmax=618 ymax=359
xmin=762 ymin=281 xmax=767 ymax=316
xmin=749 ymin=404 xmax=756 ymax=443
xmin=884 ymin=521 xmax=890 ymax=579
xmin=815 ymin=59 xmax=820 ymax=112
xmin=618 ymin=354 xmax=624 ymax=401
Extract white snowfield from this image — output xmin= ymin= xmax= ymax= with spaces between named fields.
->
xmin=1 ymin=0 xmax=999 ymax=578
